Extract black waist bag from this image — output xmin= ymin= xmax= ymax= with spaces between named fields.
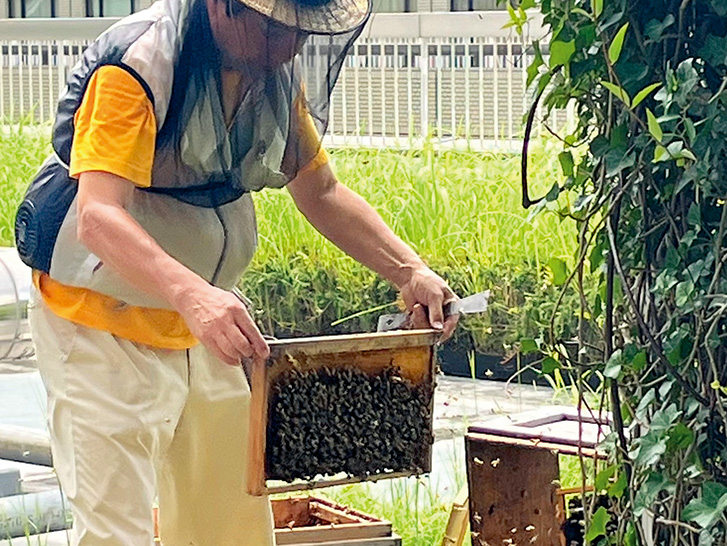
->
xmin=15 ymin=158 xmax=78 ymax=273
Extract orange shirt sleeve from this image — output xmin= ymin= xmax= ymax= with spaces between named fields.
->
xmin=283 ymin=90 xmax=329 ymax=178
xmin=69 ymin=65 xmax=156 ymax=187
xmin=298 ymin=146 xmax=329 ymax=176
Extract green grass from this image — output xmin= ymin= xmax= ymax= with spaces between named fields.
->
xmin=322 ymin=478 xmax=460 ymax=546
xmin=253 ymin=145 xmax=570 ymax=274
xmin=0 ymin=125 xmax=577 ymax=351
xmin=0 ymin=122 xmax=51 ymax=248
xmin=245 ymin=143 xmax=577 ymax=350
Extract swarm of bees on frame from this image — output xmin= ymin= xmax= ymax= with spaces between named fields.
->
xmin=266 ymin=365 xmax=434 ymax=482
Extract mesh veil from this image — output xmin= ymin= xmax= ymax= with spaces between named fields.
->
xmin=151 ymin=0 xmax=368 ymax=206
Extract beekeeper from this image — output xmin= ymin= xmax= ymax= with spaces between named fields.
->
xmin=14 ymin=0 xmax=458 ymax=543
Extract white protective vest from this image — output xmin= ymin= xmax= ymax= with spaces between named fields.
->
xmin=16 ymin=0 xmax=306 ymax=309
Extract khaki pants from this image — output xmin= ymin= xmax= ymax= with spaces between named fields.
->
xmin=28 ymin=289 xmax=275 ymax=546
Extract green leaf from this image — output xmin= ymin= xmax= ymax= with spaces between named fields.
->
xmin=650 ymin=404 xmax=680 ymax=433
xmin=592 ymin=0 xmax=603 ymax=18
xmin=624 ymin=524 xmax=638 ymax=546
xmin=558 ymin=151 xmax=575 ymax=177
xmin=699 ymin=530 xmax=715 ymax=546
xmin=520 ymin=0 xmax=535 ymax=9
xmin=665 ymin=327 xmax=690 ymax=365
xmin=542 ymin=356 xmax=560 ymax=374
xmin=714 ymin=1 xmax=727 ymax=16
xmin=685 ymin=117 xmax=696 ymax=143
xmin=608 ymin=471 xmax=628 ymax=498
xmin=590 ymin=135 xmax=610 ymax=157
xmin=589 ymin=236 xmax=606 ymax=272
xmin=683 ymin=482 xmax=727 ymax=529
xmin=549 ymin=40 xmax=576 ymax=68
xmin=520 ymin=338 xmax=539 ymax=354
xmin=634 ymin=473 xmax=672 ymax=516
xmin=595 ymin=465 xmax=617 ymax=491
xmin=675 ymin=280 xmax=695 ymax=307
xmin=604 ymin=349 xmax=623 ymax=379
xmin=608 ymin=23 xmax=630 ymax=64
xmin=632 ymin=430 xmax=667 ymax=466
xmin=668 ymin=423 xmax=695 ymax=451
xmin=527 ymin=42 xmax=545 ymax=86
xmin=605 ymin=149 xmax=635 ymax=176
xmin=631 ymin=350 xmax=647 ymax=372
xmin=675 ymin=59 xmax=699 ymax=104
xmin=654 ymin=144 xmax=669 ymax=162
xmin=610 ymin=122 xmax=628 ymax=147
xmin=548 ymin=258 xmax=569 ymax=286
xmin=699 ymin=35 xmax=727 ymax=68
xmin=665 ymin=245 xmax=681 ymax=271
xmin=654 ymin=139 xmax=694 ymax=163
xmin=585 ymin=506 xmax=609 ymax=542
xmin=632 ymin=83 xmax=662 ymax=108
xmin=545 ymin=181 xmax=560 ymax=201
xmin=645 ymin=15 xmax=675 ymax=41
xmin=646 ymin=108 xmax=663 ymax=142
xmin=688 ymin=203 xmax=701 ymax=226
xmin=657 ymin=113 xmax=680 ymax=124
xmin=536 ymin=70 xmax=553 ymax=95
xmin=601 ymin=80 xmax=631 ymax=107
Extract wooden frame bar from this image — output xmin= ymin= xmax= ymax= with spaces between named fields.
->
xmin=273 ymin=497 xmax=393 ymax=545
xmin=248 ymin=330 xmax=440 ymax=496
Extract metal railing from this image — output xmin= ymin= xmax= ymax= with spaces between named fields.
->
xmin=0 ymin=12 xmax=565 ymax=149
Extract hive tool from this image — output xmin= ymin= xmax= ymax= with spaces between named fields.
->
xmin=377 ymin=290 xmax=491 ymax=332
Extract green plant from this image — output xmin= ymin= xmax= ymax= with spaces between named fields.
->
xmin=509 ymin=0 xmax=727 ymax=544
xmin=323 ymin=478 xmax=458 ymax=546
xmin=0 ymin=126 xmax=578 ymax=354
xmin=0 ymin=120 xmax=51 ymax=247
xmin=245 ymin=144 xmax=579 ymax=352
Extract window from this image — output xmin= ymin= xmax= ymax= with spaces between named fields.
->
xmin=86 ymin=0 xmax=135 ymax=16
xmin=372 ymin=0 xmax=417 ymax=12
xmin=8 ymin=0 xmax=56 ymax=17
xmin=451 ymin=0 xmax=499 ymax=11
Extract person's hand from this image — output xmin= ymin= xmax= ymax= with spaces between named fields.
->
xmin=398 ymin=266 xmax=459 ymax=341
xmin=174 ymin=283 xmax=269 ymax=366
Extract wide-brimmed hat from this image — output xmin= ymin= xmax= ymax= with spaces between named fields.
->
xmin=238 ymin=0 xmax=370 ymax=34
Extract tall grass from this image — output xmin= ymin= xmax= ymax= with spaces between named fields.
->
xmin=247 ymin=143 xmax=576 ymax=350
xmin=323 ymin=478 xmax=460 ymax=546
xmin=0 ymin=126 xmax=576 ymax=351
xmin=0 ymin=122 xmax=51 ymax=247
xmin=253 ymin=145 xmax=570 ymax=273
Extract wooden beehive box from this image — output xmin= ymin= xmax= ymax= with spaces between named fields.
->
xmin=465 ymin=408 xmax=611 ymax=546
xmin=272 ymin=497 xmax=401 ymax=545
xmin=248 ymin=330 xmax=440 ymax=496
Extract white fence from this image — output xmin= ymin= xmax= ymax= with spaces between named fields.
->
xmin=0 ymin=13 xmax=565 ymax=149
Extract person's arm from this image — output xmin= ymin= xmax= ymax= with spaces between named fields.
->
xmin=76 ymin=171 xmax=269 ymax=364
xmin=286 ymin=163 xmax=459 ymax=339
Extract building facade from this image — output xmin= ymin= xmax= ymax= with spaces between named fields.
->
xmin=1 ymin=0 xmax=502 ymax=19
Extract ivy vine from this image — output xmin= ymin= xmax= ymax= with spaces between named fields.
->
xmin=508 ymin=0 xmax=727 ymax=544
